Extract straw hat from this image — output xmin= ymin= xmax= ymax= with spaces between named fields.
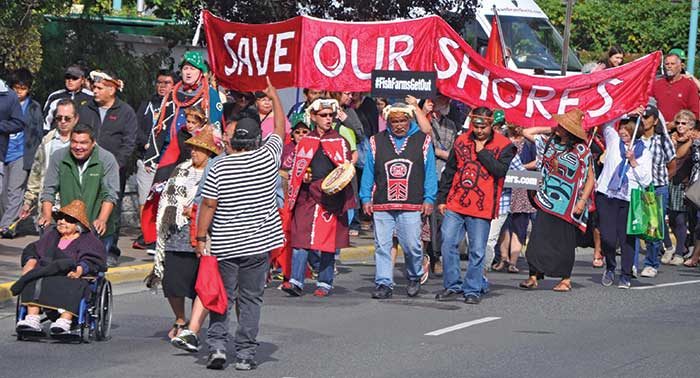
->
xmin=552 ymin=108 xmax=587 ymax=141
xmin=54 ymin=200 xmax=91 ymax=230
xmin=185 ymin=125 xmax=220 ymax=155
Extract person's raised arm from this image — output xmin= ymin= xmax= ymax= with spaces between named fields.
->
xmin=405 ymin=95 xmax=432 ymax=134
xmin=522 ymin=126 xmax=552 ymax=143
xmin=262 ymin=77 xmax=285 ymax=141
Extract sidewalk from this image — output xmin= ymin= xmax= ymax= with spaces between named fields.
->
xmin=0 ymin=228 xmax=377 ymax=303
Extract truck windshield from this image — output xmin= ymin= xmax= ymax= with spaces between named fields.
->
xmin=498 ymin=15 xmax=582 ymax=72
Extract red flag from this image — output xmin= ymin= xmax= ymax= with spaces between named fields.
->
xmin=486 ymin=16 xmax=505 ymax=67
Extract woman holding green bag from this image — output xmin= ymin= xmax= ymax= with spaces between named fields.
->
xmin=597 ymin=117 xmax=652 ymax=289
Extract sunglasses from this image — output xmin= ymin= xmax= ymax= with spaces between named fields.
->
xmin=316 ymin=112 xmax=335 ymax=118
xmin=54 ymin=213 xmax=79 ymax=224
xmin=293 ymin=129 xmax=310 ymax=135
xmin=675 ymin=121 xmax=690 ymax=126
xmin=65 ymin=75 xmax=80 ymax=81
xmin=55 ymin=115 xmax=74 ymax=122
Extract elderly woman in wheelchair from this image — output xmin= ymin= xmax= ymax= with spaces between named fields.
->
xmin=13 ymin=200 xmax=106 ymax=337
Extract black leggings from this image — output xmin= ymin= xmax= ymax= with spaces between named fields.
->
xmin=596 ymin=195 xmax=636 ymax=278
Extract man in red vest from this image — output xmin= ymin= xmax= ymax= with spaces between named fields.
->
xmin=435 ymin=107 xmax=515 ymax=305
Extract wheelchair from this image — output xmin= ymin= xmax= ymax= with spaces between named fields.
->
xmin=15 ymin=272 xmax=113 ymax=343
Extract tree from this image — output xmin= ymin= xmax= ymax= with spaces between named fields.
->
xmin=186 ymin=0 xmax=480 ymax=32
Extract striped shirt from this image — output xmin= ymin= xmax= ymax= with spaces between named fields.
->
xmin=201 ymin=134 xmax=284 ymax=260
xmin=642 ymin=132 xmax=676 ymax=187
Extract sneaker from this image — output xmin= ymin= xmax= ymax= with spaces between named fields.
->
xmin=171 ymin=329 xmax=200 ymax=352
xmin=669 ymin=255 xmax=684 ymax=266
xmin=234 ymin=358 xmax=257 ymax=371
xmin=281 ymin=282 xmax=303 ymax=297
xmin=16 ymin=315 xmax=42 ymax=332
xmin=313 ymin=287 xmax=330 ymax=297
xmin=371 ymin=284 xmax=393 ymax=299
xmin=464 ymin=294 xmax=481 ymax=305
xmin=407 ymin=280 xmax=420 ymax=297
xmin=660 ymin=249 xmax=674 ymax=265
xmin=207 ymin=349 xmax=227 ymax=370
xmin=601 ymin=270 xmax=615 ymax=287
xmin=632 ymin=265 xmax=638 ymax=279
xmin=106 ymin=253 xmax=119 ymax=268
xmin=146 ymin=249 xmax=156 ymax=256
xmin=640 ymin=266 xmax=658 ymax=278
xmin=49 ymin=318 xmax=72 ymax=335
xmin=1 ymin=227 xmax=16 ymax=239
xmin=435 ymin=288 xmax=462 ymax=301
xmin=618 ymin=276 xmax=631 ymax=289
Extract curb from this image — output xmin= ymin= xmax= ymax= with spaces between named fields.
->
xmin=1 ymin=246 xmax=380 ymax=303
xmin=0 ymin=263 xmax=154 ymax=304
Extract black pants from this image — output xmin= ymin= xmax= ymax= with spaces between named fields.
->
xmin=597 ymin=195 xmax=635 ymax=279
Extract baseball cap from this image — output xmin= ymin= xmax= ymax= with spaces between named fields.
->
xmin=65 ymin=65 xmax=85 ymax=79
xmin=231 ymin=117 xmax=261 ymax=142
xmin=668 ymin=48 xmax=686 ymax=61
xmin=644 ymin=104 xmax=659 ymax=119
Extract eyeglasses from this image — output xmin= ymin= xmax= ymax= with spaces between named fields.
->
xmin=55 ymin=115 xmax=74 ymax=122
xmin=316 ymin=112 xmax=335 ymax=118
xmin=675 ymin=121 xmax=690 ymax=126
xmin=156 ymin=80 xmax=173 ymax=86
xmin=55 ymin=213 xmax=79 ymax=224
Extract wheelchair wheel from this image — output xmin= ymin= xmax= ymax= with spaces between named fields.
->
xmin=95 ymin=280 xmax=112 ymax=341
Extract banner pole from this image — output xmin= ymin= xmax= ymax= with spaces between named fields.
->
xmin=560 ymin=0 xmax=574 ymax=76
xmin=492 ymin=5 xmax=509 ymax=67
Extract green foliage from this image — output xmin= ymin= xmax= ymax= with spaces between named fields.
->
xmin=535 ymin=0 xmax=694 ymax=60
xmin=0 ymin=24 xmax=43 ymax=76
xmin=35 ymin=18 xmax=169 ymax=108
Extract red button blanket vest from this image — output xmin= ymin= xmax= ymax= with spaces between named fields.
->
xmin=287 ymin=129 xmax=355 ymax=253
xmin=446 ymin=131 xmax=511 ymax=220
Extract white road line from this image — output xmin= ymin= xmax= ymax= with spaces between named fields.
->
xmin=630 ymin=280 xmax=700 ymax=290
xmin=424 ymin=317 xmax=501 ymax=336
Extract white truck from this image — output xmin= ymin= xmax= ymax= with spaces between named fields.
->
xmin=463 ymin=0 xmax=583 ymax=74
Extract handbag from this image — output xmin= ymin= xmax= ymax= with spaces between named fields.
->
xmin=195 ymin=255 xmax=228 ymax=315
xmin=684 ymin=179 xmax=700 ymax=208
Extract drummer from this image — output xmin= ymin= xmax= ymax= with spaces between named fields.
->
xmin=282 ymin=98 xmax=356 ymax=298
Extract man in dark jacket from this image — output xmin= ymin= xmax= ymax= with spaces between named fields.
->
xmin=77 ymin=70 xmax=137 ymax=265
xmin=43 ymin=64 xmax=93 ymax=132
xmin=0 ymin=78 xmax=27 ymax=224
xmin=0 ymin=69 xmax=43 ymax=237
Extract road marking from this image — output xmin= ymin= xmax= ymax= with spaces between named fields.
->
xmin=631 ymin=280 xmax=700 ymax=290
xmin=424 ymin=317 xmax=501 ymax=336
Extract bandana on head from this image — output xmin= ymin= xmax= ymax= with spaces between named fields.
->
xmin=305 ymin=98 xmax=340 ymax=119
xmin=383 ymin=103 xmax=415 ymax=121
xmin=89 ymin=70 xmax=124 ymax=92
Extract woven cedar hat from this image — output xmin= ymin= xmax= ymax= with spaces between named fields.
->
xmin=185 ymin=125 xmax=220 ymax=155
xmin=54 ymin=199 xmax=91 ymax=229
xmin=552 ymin=108 xmax=587 ymax=141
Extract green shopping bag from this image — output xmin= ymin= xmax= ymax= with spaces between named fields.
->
xmin=626 ymin=187 xmax=648 ymax=236
xmin=641 ymin=187 xmax=664 ymax=241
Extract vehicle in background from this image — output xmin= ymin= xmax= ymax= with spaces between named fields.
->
xmin=463 ymin=0 xmax=583 ymax=75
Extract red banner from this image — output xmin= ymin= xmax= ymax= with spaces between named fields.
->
xmin=203 ymin=11 xmax=661 ymax=128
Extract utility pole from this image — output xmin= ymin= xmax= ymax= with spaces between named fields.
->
xmin=689 ymin=0 xmax=699 ymax=75
xmin=560 ymin=0 xmax=574 ymax=76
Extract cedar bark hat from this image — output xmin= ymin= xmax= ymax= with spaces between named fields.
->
xmin=185 ymin=125 xmax=220 ymax=155
xmin=53 ymin=200 xmax=91 ymax=229
xmin=552 ymin=108 xmax=587 ymax=141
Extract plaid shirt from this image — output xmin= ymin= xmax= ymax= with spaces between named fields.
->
xmin=498 ymin=154 xmax=525 ymax=216
xmin=643 ymin=132 xmax=676 ymax=187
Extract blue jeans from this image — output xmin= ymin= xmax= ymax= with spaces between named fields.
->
xmin=440 ymin=210 xmax=490 ymax=297
xmin=641 ymin=185 xmax=668 ymax=269
xmin=290 ymin=248 xmax=335 ymax=290
xmin=373 ymin=211 xmax=423 ymax=287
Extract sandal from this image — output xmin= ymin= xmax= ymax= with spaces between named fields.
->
xmin=683 ymin=259 xmax=698 ymax=268
xmin=492 ymin=261 xmax=507 ymax=272
xmin=553 ymin=281 xmax=572 ymax=292
xmin=507 ymin=264 xmax=519 ymax=274
xmin=518 ymin=277 xmax=538 ymax=290
xmin=592 ymin=257 xmax=604 ymax=268
xmin=168 ymin=321 xmax=188 ymax=339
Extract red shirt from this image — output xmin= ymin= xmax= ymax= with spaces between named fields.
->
xmin=651 ymin=76 xmax=700 ymax=121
